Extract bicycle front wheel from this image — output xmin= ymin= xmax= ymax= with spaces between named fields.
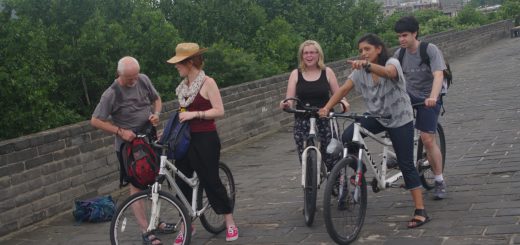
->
xmin=417 ymin=123 xmax=446 ymax=190
xmin=110 ymin=190 xmax=191 ymax=245
xmin=303 ymin=146 xmax=318 ymax=226
xmin=323 ymin=157 xmax=367 ymax=245
xmin=198 ymin=162 xmax=236 ymax=234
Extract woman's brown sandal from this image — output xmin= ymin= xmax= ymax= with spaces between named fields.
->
xmin=407 ymin=209 xmax=431 ymax=228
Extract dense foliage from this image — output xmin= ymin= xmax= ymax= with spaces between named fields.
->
xmin=0 ymin=0 xmax=517 ymax=140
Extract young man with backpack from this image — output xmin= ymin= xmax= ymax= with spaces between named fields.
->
xmin=91 ymin=56 xmax=165 ymax=245
xmin=394 ymin=16 xmax=448 ymax=200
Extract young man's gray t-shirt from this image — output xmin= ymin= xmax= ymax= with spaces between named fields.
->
xmin=393 ymin=43 xmax=447 ymax=99
xmin=92 ymin=73 xmax=159 ymax=151
xmin=350 ymin=58 xmax=413 ymax=128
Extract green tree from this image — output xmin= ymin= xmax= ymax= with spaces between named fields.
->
xmin=252 ymin=17 xmax=303 ymax=74
xmin=456 ymin=4 xmax=489 ymax=25
xmin=203 ymin=41 xmax=265 ymax=87
xmin=162 ymin=0 xmax=267 ymax=48
xmin=0 ymin=17 xmax=82 ymax=140
xmin=498 ymin=0 xmax=520 ymax=25
xmin=423 ymin=15 xmax=457 ymax=35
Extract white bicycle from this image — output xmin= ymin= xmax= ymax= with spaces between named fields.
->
xmin=322 ymin=111 xmax=445 ymax=244
xmin=110 ymin=138 xmax=236 ymax=245
xmin=282 ymin=97 xmax=344 ymax=226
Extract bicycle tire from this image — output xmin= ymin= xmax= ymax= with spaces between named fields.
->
xmin=110 ymin=190 xmax=191 ymax=245
xmin=417 ymin=123 xmax=446 ymax=190
xmin=323 ymin=157 xmax=367 ymax=245
xmin=303 ymin=145 xmax=318 ymax=226
xmin=198 ymin=162 xmax=236 ymax=234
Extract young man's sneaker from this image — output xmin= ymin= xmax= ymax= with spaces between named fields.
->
xmin=433 ymin=180 xmax=447 ymax=200
xmin=226 ymin=225 xmax=238 ymax=242
xmin=174 ymin=225 xmax=196 ymax=245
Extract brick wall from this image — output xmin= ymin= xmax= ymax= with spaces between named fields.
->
xmin=0 ymin=20 xmax=512 ymax=237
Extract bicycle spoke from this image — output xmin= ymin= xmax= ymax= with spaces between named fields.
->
xmin=199 ymin=162 xmax=236 ymax=234
xmin=110 ymin=191 xmax=191 ymax=245
xmin=324 ymin=158 xmax=367 ymax=245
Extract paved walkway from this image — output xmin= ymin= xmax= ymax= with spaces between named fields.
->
xmin=1 ymin=38 xmax=520 ymax=245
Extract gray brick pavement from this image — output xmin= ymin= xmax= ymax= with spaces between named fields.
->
xmin=1 ymin=38 xmax=519 ymax=244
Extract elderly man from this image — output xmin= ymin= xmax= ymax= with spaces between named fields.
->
xmin=91 ymin=56 xmax=164 ymax=244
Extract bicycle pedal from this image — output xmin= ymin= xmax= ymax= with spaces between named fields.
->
xmin=371 ymin=178 xmax=380 ymax=193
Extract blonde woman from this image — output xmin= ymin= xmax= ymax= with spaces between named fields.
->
xmin=280 ymin=40 xmax=342 ymax=170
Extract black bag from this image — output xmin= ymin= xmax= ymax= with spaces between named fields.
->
xmin=159 ymin=111 xmax=191 ymax=160
xmin=398 ymin=42 xmax=452 ymax=90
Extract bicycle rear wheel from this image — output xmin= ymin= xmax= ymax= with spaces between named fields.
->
xmin=417 ymin=123 xmax=446 ymax=190
xmin=110 ymin=190 xmax=191 ymax=245
xmin=303 ymin=144 xmax=318 ymax=226
xmin=198 ymin=162 xmax=236 ymax=234
xmin=323 ymin=157 xmax=367 ymax=245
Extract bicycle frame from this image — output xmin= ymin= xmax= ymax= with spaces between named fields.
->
xmin=146 ymin=145 xmax=210 ymax=232
xmin=350 ymin=122 xmax=404 ymax=191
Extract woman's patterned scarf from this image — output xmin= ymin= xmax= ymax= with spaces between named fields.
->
xmin=175 ymin=70 xmax=206 ymax=108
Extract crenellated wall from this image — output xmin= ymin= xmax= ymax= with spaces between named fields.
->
xmin=0 ymin=20 xmax=512 ymax=237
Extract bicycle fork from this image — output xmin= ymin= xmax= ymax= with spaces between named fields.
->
xmin=147 ymin=183 xmax=161 ymax=232
xmin=301 ymin=117 xmax=322 ymax=188
xmin=301 ymin=146 xmax=322 ymax=188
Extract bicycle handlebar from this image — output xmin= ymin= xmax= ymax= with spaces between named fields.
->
xmin=151 ymin=140 xmax=168 ymax=150
xmin=328 ymin=112 xmax=392 ymax=120
xmin=282 ymin=97 xmax=320 ymax=115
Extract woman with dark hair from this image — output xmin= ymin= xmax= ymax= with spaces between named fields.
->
xmin=318 ymin=33 xmax=430 ymax=228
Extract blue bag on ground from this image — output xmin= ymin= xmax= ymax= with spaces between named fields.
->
xmin=159 ymin=111 xmax=191 ymax=160
xmin=72 ymin=195 xmax=116 ymax=223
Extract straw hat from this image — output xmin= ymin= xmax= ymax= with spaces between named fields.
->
xmin=167 ymin=43 xmax=208 ymax=64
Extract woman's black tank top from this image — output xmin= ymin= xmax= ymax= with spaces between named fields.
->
xmin=295 ymin=69 xmax=329 ymax=110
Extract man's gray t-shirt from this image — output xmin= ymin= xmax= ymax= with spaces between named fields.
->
xmin=350 ymin=58 xmax=413 ymax=128
xmin=92 ymin=73 xmax=159 ymax=150
xmin=393 ymin=43 xmax=447 ymax=99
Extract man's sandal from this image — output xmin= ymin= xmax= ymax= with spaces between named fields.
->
xmin=142 ymin=231 xmax=162 ymax=245
xmin=407 ymin=209 xmax=431 ymax=229
xmin=157 ymin=221 xmax=176 ymax=234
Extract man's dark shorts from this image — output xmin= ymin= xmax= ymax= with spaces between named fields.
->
xmin=410 ymin=94 xmax=442 ymax=134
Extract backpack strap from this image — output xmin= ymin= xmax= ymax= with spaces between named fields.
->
xmin=419 ymin=41 xmax=430 ymax=67
xmin=398 ymin=42 xmax=431 ymax=67
xmin=110 ymin=81 xmax=123 ymax=101
xmin=397 ymin=47 xmax=406 ymax=65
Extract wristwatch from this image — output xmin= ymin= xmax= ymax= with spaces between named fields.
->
xmin=363 ymin=61 xmax=371 ymax=73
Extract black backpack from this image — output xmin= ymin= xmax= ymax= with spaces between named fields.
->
xmin=398 ymin=42 xmax=453 ymax=89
